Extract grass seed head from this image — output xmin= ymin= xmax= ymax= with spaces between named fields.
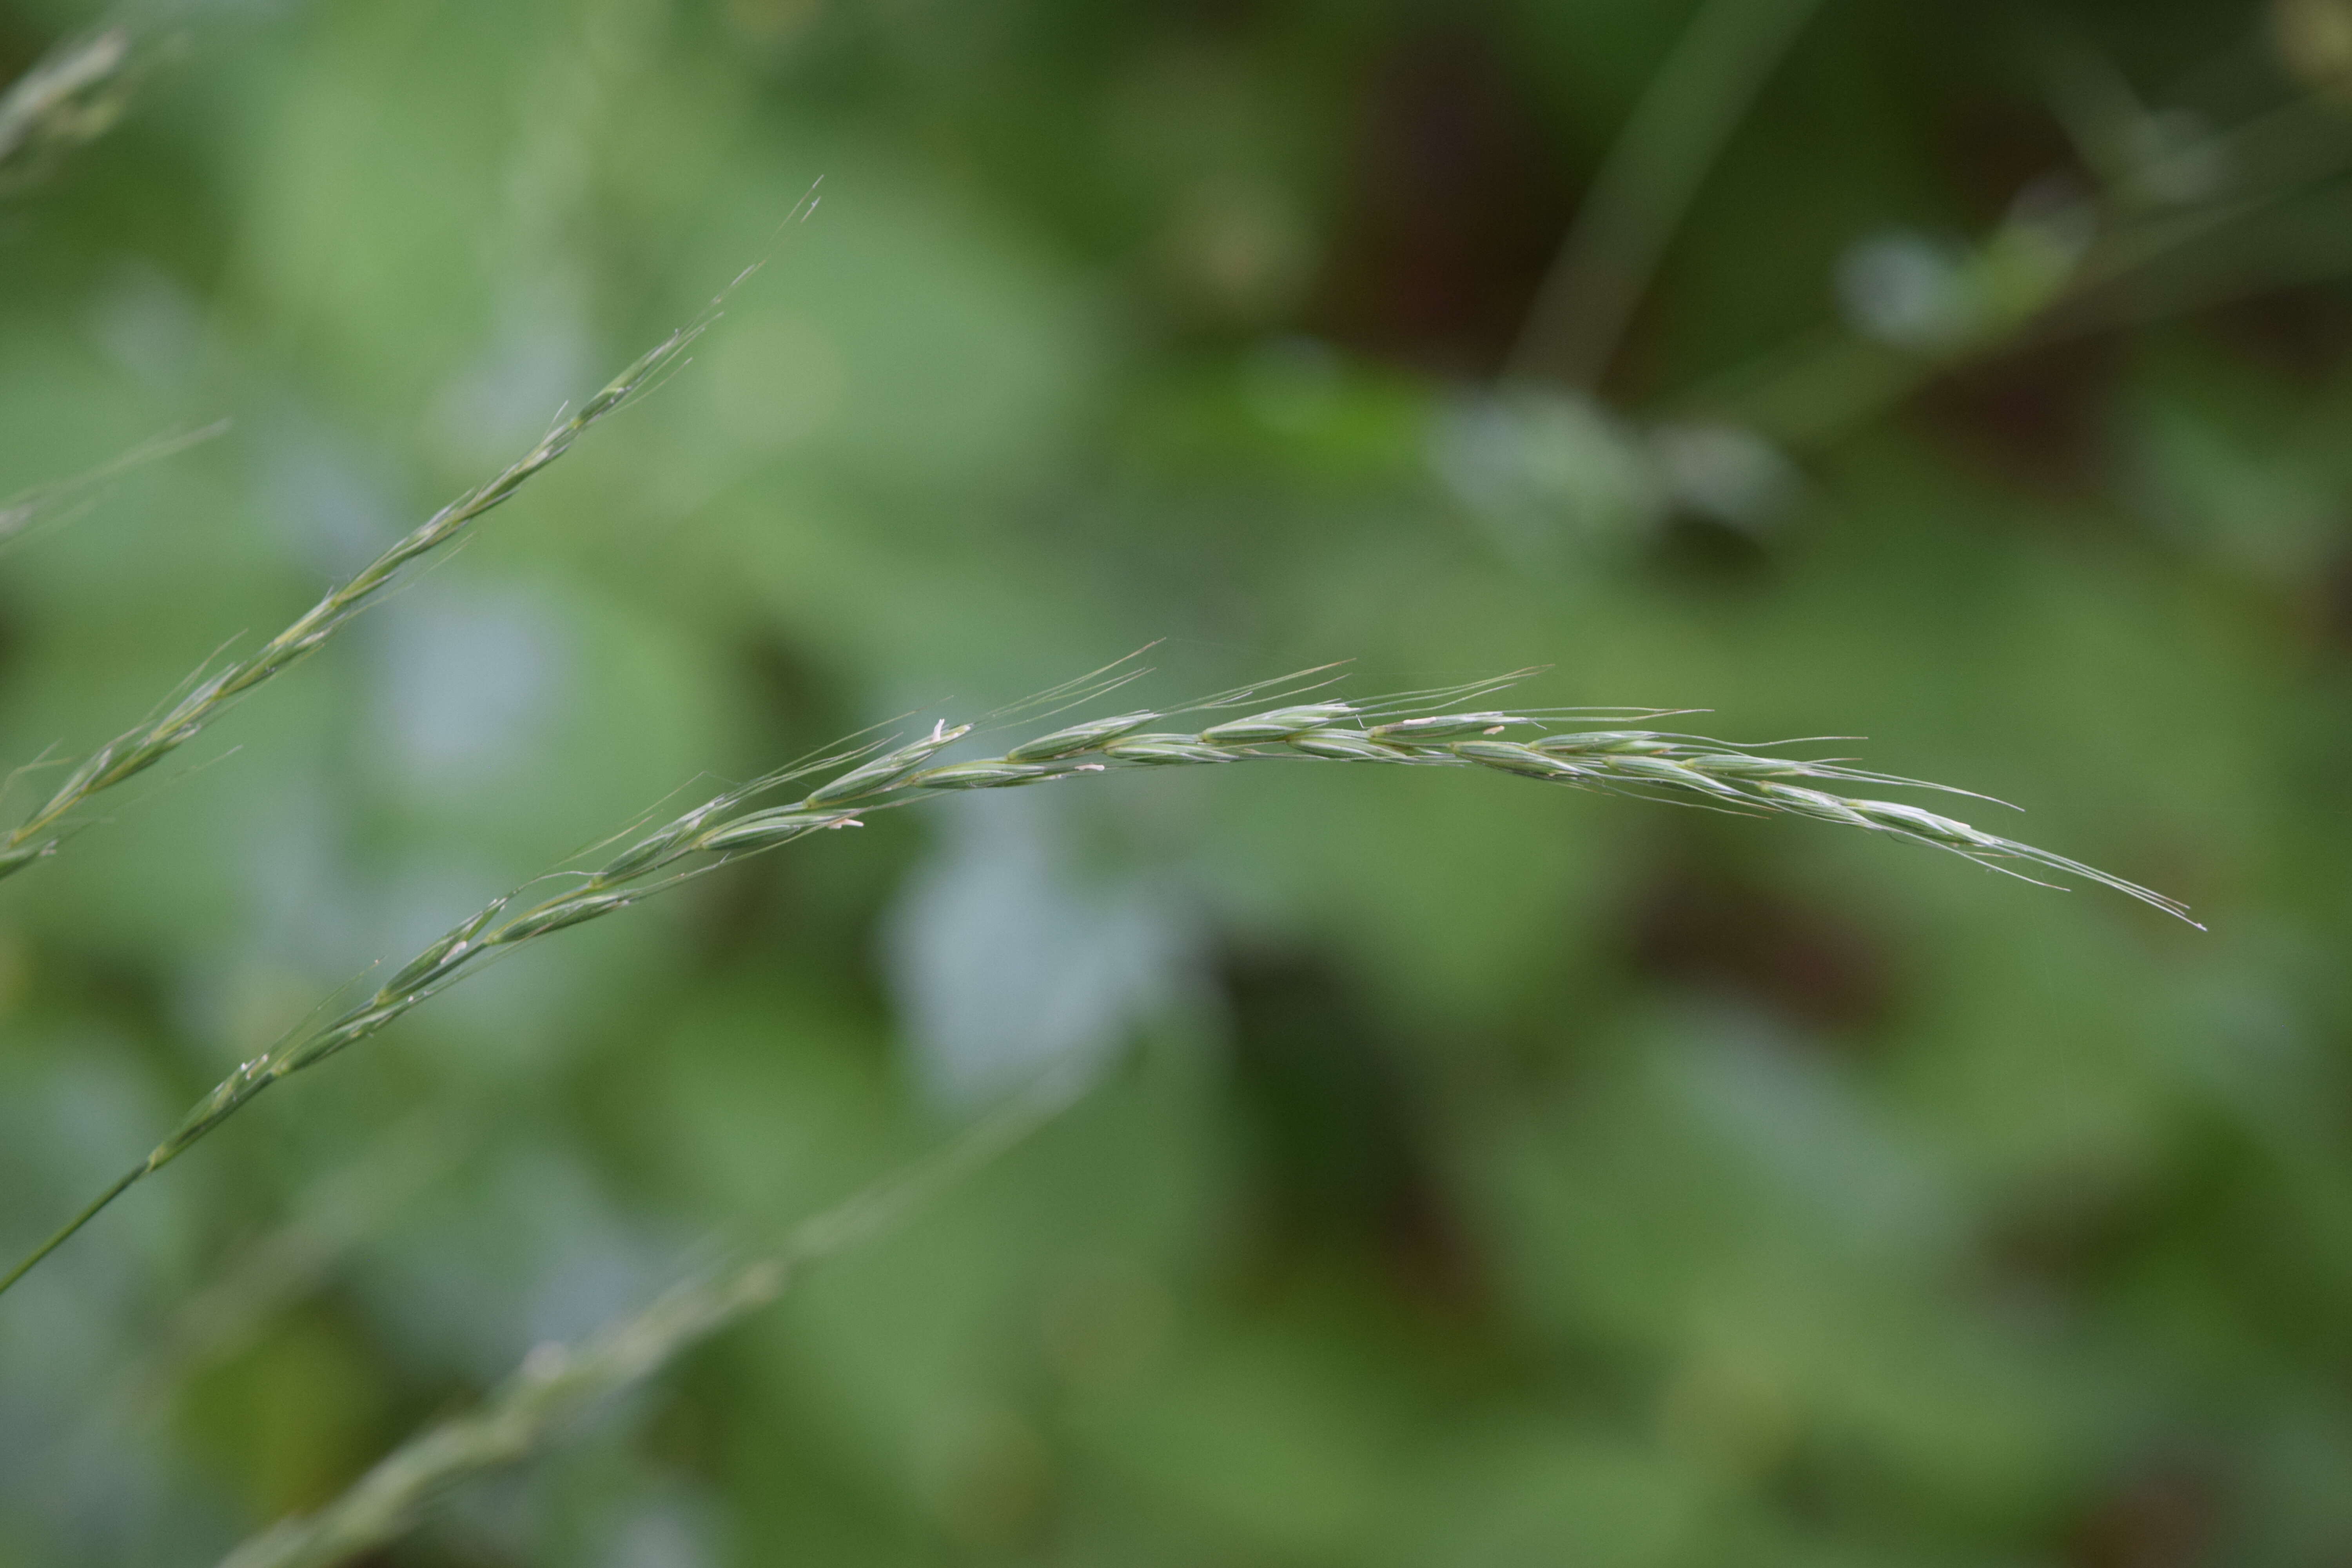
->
xmin=1098 ymin=735 xmax=1242 ymax=765
xmin=2 ymin=669 xmax=2194 ymax=1303
xmin=1004 ymin=711 xmax=1160 ymax=762
xmin=1448 ymin=739 xmax=1582 ymax=778
xmin=805 ymin=724 xmax=973 ymax=806
xmin=909 ymin=760 xmax=1092 ymax=789
xmin=695 ymin=808 xmax=856 ymax=852
xmin=1366 ymin=712 xmax=1528 ymax=742
xmin=1286 ymin=729 xmax=1412 ymax=762
xmin=1534 ymin=730 xmax=1678 ymax=755
xmin=0 ymin=320 xmax=711 ymax=886
xmin=492 ymin=891 xmax=637 ymax=945
xmin=1594 ymin=753 xmax=1750 ymax=798
xmin=1200 ymin=703 xmax=1357 ymax=745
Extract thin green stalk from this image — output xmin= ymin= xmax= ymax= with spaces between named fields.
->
xmin=0 ymin=325 xmax=700 ymax=884
xmin=1509 ymin=0 xmax=1830 ymax=390
xmin=1672 ymin=89 xmax=2352 ymax=442
xmin=0 ymin=671 xmax=2191 ymax=1299
xmin=213 ymin=1068 xmax=1083 ymax=1568
xmin=0 ymin=1166 xmax=142 ymax=1296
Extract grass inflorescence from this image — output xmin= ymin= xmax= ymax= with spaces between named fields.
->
xmin=0 ymin=666 xmax=2189 ymax=1299
xmin=0 ymin=326 xmax=701 ymax=885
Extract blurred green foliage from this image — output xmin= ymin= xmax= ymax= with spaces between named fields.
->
xmin=3 ymin=0 xmax=2351 ymax=1563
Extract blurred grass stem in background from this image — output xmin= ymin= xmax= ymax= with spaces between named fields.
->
xmin=1677 ymin=86 xmax=2352 ymax=442
xmin=0 ymin=418 xmax=228 ymax=551
xmin=213 ymin=1066 xmax=1089 ymax=1568
xmin=1510 ymin=0 xmax=1831 ymax=390
xmin=0 ymin=20 xmax=148 ymax=194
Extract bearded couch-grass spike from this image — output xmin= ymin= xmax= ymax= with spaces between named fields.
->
xmin=0 ymin=671 xmax=2191 ymax=1301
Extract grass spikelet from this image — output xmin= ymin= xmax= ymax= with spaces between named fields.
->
xmin=0 ymin=669 xmax=2190 ymax=1299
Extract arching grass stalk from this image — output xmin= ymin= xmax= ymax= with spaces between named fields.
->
xmin=0 ymin=325 xmax=701 ymax=884
xmin=0 ymin=668 xmax=2192 ymax=1299
xmin=214 ymin=1064 xmax=1086 ymax=1568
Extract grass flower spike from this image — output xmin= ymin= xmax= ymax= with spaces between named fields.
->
xmin=0 ymin=668 xmax=2189 ymax=1299
xmin=0 ymin=325 xmax=702 ymax=884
